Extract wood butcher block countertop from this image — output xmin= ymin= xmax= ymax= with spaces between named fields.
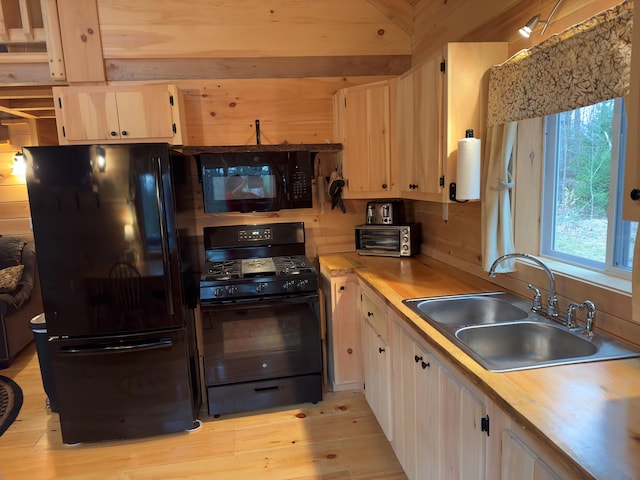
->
xmin=319 ymin=253 xmax=640 ymax=480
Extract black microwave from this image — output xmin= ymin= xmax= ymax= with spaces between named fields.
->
xmin=199 ymin=151 xmax=313 ymax=213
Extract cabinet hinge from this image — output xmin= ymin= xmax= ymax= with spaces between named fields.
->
xmin=169 ymin=95 xmax=175 ymax=106
xmin=440 ymin=60 xmax=446 ymax=73
xmin=481 ymin=415 xmax=490 ymax=437
xmin=439 ymin=176 xmax=445 ymax=187
xmin=172 ymin=123 xmax=177 ymax=134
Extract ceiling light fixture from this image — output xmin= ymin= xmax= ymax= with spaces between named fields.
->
xmin=519 ymin=0 xmax=565 ymax=38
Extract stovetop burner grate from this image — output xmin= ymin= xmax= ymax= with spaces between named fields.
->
xmin=199 ymin=222 xmax=317 ymax=303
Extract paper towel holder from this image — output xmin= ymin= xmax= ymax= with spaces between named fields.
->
xmin=449 ymin=183 xmax=468 ymax=203
xmin=449 ymin=128 xmax=478 ymax=203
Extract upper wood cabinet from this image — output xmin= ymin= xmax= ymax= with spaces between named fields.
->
xmin=52 ymin=84 xmax=187 ymax=145
xmin=397 ymin=42 xmax=507 ymax=203
xmin=623 ymin=0 xmax=640 ymax=221
xmin=334 ymin=80 xmax=397 ymax=199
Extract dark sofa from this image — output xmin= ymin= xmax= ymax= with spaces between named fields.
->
xmin=0 ymin=236 xmax=42 ymax=368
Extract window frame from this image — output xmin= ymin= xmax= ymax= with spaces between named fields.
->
xmin=540 ymin=98 xmax=632 ymax=279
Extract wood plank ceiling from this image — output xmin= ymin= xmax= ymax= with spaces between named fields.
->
xmin=0 ymin=0 xmax=418 ymax=124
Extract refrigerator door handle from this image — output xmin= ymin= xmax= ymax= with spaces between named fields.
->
xmin=59 ymin=338 xmax=174 ymax=356
xmin=154 ymin=155 xmax=175 ymax=316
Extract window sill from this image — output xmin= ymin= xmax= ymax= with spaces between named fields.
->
xmin=536 ymin=257 xmax=631 ymax=296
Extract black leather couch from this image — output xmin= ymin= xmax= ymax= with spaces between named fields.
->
xmin=0 ymin=236 xmax=42 ymax=368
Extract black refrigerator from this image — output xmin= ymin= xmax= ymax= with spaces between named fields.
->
xmin=24 ymin=143 xmax=201 ymax=444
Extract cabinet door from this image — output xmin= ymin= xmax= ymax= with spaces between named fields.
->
xmin=397 ymin=54 xmax=443 ymax=200
xmin=502 ymin=430 xmax=561 ymax=480
xmin=391 ymin=317 xmax=441 ymax=480
xmin=623 ymin=0 xmax=640 ymax=220
xmin=336 ymin=81 xmax=394 ymax=198
xmin=329 ymin=276 xmax=361 ymax=390
xmin=53 ymin=85 xmax=185 ymax=145
xmin=56 ymin=89 xmax=120 ymax=142
xmin=440 ymin=368 xmax=487 ymax=480
xmin=114 ymin=89 xmax=175 ymax=140
xmin=362 ymin=319 xmax=393 ymax=441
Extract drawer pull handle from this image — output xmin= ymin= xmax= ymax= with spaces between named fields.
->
xmin=255 ymin=385 xmax=279 ymax=393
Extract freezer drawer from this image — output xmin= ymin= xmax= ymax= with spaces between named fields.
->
xmin=50 ymin=328 xmax=197 ymax=444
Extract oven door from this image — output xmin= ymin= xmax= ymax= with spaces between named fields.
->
xmin=201 ymin=293 xmax=321 ymax=386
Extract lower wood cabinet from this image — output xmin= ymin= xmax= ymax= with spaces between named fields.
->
xmin=321 ymin=271 xmax=361 ymax=391
xmin=390 ymin=312 xmax=488 ymax=480
xmin=321 ymin=260 xmax=578 ymax=479
xmin=391 ymin=316 xmax=441 ymax=480
xmin=360 ymin=286 xmax=393 ymax=441
xmin=361 ymin=317 xmax=393 ymax=441
xmin=502 ymin=430 xmax=561 ymax=480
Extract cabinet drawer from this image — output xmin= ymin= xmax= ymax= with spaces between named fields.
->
xmin=361 ymin=290 xmax=388 ymax=339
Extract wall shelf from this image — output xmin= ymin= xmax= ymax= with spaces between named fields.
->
xmin=180 ymin=144 xmax=342 ymax=155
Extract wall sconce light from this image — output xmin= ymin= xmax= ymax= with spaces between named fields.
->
xmin=12 ymin=151 xmax=26 ymax=176
xmin=519 ymin=15 xmax=541 ymax=38
xmin=519 ymin=0 xmax=564 ymax=38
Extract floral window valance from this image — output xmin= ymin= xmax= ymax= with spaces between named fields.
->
xmin=487 ymin=0 xmax=633 ymax=127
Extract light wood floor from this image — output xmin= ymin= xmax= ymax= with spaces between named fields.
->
xmin=0 ymin=343 xmax=407 ymax=479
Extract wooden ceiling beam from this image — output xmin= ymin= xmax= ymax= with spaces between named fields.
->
xmin=0 ymin=85 xmax=54 ymax=100
xmin=0 ymin=104 xmax=38 ymax=119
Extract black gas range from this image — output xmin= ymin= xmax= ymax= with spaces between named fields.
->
xmin=198 ymin=222 xmax=322 ymax=417
xmin=199 ymin=222 xmax=318 ymax=304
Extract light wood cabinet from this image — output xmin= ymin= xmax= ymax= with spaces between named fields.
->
xmin=391 ymin=315 xmax=441 ymax=480
xmin=53 ymin=84 xmax=187 ymax=145
xmin=360 ymin=286 xmax=393 ymax=441
xmin=334 ymin=80 xmax=397 ymax=198
xmin=623 ymin=0 xmax=640 ymax=221
xmin=397 ymin=42 xmax=507 ymax=203
xmin=397 ymin=54 xmax=442 ymax=199
xmin=501 ymin=430 xmax=561 ymax=480
xmin=321 ymin=271 xmax=361 ymax=391
xmin=390 ymin=311 xmax=488 ymax=480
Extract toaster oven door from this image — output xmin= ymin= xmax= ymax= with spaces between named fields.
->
xmin=355 ymin=226 xmax=402 ymax=256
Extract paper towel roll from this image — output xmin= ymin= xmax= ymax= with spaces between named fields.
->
xmin=456 ymin=137 xmax=481 ymax=200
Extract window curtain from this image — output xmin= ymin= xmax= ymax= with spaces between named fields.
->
xmin=482 ymin=122 xmax=517 ymax=272
xmin=482 ymin=0 xmax=633 ymax=272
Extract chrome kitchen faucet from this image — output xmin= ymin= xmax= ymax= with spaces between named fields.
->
xmin=488 ymin=253 xmax=597 ymax=336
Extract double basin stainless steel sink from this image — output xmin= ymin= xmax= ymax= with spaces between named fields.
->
xmin=402 ymin=292 xmax=640 ymax=372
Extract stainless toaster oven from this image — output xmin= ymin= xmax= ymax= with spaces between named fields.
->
xmin=355 ymin=224 xmax=420 ymax=257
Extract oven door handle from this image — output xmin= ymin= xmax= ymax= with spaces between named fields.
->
xmin=58 ymin=338 xmax=174 ymax=356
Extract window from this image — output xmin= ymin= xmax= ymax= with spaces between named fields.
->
xmin=542 ymin=98 xmax=637 ymax=276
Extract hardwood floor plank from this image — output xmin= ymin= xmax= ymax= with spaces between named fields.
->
xmin=0 ymin=344 xmax=406 ymax=480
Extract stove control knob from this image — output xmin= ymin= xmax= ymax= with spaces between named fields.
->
xmin=214 ymin=288 xmax=224 ymax=297
xmin=227 ymin=286 xmax=238 ymax=295
xmin=283 ymin=280 xmax=295 ymax=291
xmin=256 ymin=283 xmax=266 ymax=293
xmin=296 ymin=279 xmax=309 ymax=290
